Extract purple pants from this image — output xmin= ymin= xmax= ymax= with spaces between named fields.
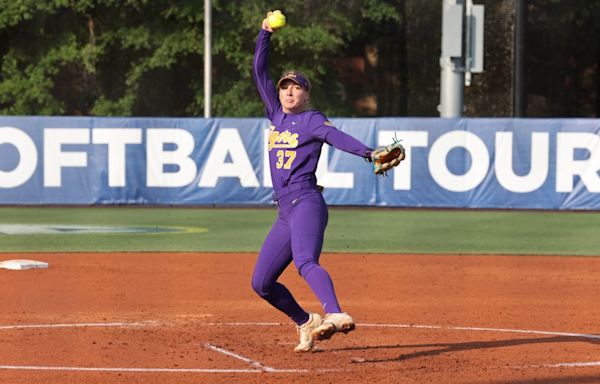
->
xmin=251 ymin=187 xmax=342 ymax=325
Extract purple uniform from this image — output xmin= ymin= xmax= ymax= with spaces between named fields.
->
xmin=251 ymin=29 xmax=372 ymax=325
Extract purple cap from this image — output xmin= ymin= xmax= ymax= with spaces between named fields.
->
xmin=277 ymin=70 xmax=311 ymax=91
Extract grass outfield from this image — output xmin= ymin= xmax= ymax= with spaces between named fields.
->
xmin=0 ymin=206 xmax=598 ymax=256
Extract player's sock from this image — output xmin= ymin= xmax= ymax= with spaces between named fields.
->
xmin=261 ymin=282 xmax=309 ymax=325
xmin=303 ymin=265 xmax=342 ymax=314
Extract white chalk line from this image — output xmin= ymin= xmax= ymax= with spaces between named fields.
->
xmin=537 ymin=361 xmax=600 ymax=368
xmin=0 ymin=321 xmax=155 ymax=330
xmin=203 ymin=322 xmax=282 ymax=326
xmin=205 ymin=321 xmax=600 ymax=341
xmin=360 ymin=323 xmax=600 ymax=370
xmin=0 ymin=321 xmax=320 ymax=374
xmin=204 ymin=343 xmax=311 ymax=373
xmin=0 ymin=365 xmax=262 ymax=373
xmin=447 ymin=325 xmax=600 ymax=340
xmin=5 ymin=321 xmax=599 ymax=345
xmin=206 ymin=321 xmax=600 ymax=371
xmin=359 ymin=323 xmax=600 ymax=370
xmin=511 ymin=361 xmax=600 ymax=369
xmin=2 ymin=320 xmax=599 ymax=373
xmin=362 ymin=323 xmax=600 ymax=340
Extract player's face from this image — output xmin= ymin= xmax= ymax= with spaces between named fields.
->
xmin=279 ymin=80 xmax=309 ymax=114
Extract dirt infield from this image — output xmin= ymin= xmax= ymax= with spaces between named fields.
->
xmin=1 ymin=252 xmax=600 ymax=383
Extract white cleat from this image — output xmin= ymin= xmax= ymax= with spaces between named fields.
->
xmin=294 ymin=313 xmax=323 ymax=353
xmin=312 ymin=312 xmax=355 ymax=341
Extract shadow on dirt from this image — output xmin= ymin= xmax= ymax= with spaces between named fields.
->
xmin=333 ymin=335 xmax=600 ymax=363
xmin=485 ymin=375 xmax=600 ymax=384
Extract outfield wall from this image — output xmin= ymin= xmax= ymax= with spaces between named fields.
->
xmin=1 ymin=117 xmax=599 ymax=210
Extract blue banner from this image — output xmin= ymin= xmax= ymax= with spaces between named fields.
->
xmin=1 ymin=117 xmax=599 ymax=209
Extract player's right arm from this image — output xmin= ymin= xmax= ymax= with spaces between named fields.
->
xmin=253 ymin=24 xmax=280 ymax=119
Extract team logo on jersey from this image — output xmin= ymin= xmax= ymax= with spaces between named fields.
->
xmin=268 ymin=126 xmax=299 ymax=150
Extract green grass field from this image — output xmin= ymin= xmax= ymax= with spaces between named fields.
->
xmin=0 ymin=207 xmax=598 ymax=256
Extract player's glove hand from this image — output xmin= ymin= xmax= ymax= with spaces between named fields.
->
xmin=369 ymin=139 xmax=406 ymax=176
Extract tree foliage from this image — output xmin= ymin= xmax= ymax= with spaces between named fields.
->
xmin=0 ymin=1 xmax=598 ymax=117
xmin=0 ymin=0 xmax=403 ymax=117
xmin=0 ymin=0 xmax=203 ymax=116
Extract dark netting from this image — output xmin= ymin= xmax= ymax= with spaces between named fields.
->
xmin=465 ymin=0 xmax=515 ymax=117
xmin=337 ymin=0 xmax=599 ymax=117
xmin=526 ymin=0 xmax=600 ymax=117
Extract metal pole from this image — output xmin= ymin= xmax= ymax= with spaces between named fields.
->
xmin=204 ymin=0 xmax=212 ymax=118
xmin=464 ymin=0 xmax=472 ymax=86
xmin=439 ymin=57 xmax=464 ymax=117
xmin=439 ymin=0 xmax=464 ymax=118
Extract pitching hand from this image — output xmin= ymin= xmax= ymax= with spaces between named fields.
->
xmin=262 ymin=12 xmax=274 ymax=32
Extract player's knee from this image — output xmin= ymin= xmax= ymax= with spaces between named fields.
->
xmin=296 ymin=260 xmax=318 ymax=278
xmin=251 ymin=276 xmax=270 ymax=298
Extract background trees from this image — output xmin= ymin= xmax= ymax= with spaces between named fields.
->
xmin=0 ymin=0 xmax=598 ymax=117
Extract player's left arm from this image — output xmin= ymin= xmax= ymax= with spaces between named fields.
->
xmin=309 ymin=113 xmax=373 ymax=159
xmin=310 ymin=113 xmax=405 ymax=175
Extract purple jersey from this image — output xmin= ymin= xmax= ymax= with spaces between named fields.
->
xmin=253 ymin=29 xmax=372 ymax=196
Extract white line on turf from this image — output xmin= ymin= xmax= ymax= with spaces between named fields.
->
xmin=204 ymin=343 xmax=308 ymax=373
xmin=6 ymin=321 xmax=598 ymax=342
xmin=202 ymin=322 xmax=283 ymax=326
xmin=359 ymin=324 xmax=442 ymax=329
xmin=0 ymin=321 xmax=155 ymax=330
xmin=205 ymin=322 xmax=600 ymax=341
xmin=537 ymin=361 xmax=600 ymax=368
xmin=0 ymin=365 xmax=262 ymax=373
xmin=446 ymin=325 xmax=600 ymax=339
xmin=359 ymin=323 xmax=600 ymax=340
xmin=2 ymin=320 xmax=597 ymax=373
xmin=510 ymin=361 xmax=600 ymax=369
xmin=0 ymin=322 xmax=313 ymax=374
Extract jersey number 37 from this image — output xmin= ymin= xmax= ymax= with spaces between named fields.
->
xmin=275 ymin=150 xmax=296 ymax=169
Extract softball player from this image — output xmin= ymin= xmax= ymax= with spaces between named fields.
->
xmin=251 ymin=14 xmax=374 ymax=352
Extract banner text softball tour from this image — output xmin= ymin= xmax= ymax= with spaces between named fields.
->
xmin=1 ymin=125 xmax=599 ymax=193
xmin=0 ymin=117 xmax=599 ymax=209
